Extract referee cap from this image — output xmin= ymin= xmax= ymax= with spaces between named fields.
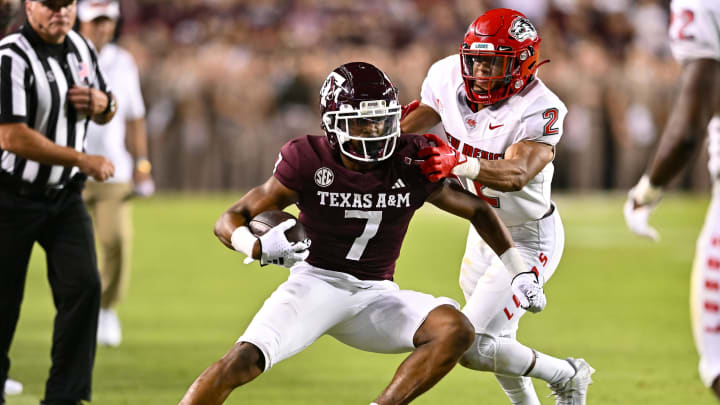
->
xmin=78 ymin=0 xmax=119 ymax=22
xmin=32 ymin=0 xmax=76 ymax=11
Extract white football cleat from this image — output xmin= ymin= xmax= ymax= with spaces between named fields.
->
xmin=4 ymin=377 xmax=23 ymax=395
xmin=548 ymin=358 xmax=595 ymax=405
xmin=97 ymin=308 xmax=122 ymax=347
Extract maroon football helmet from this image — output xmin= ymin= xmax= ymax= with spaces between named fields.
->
xmin=460 ymin=8 xmax=544 ymax=105
xmin=319 ymin=62 xmax=401 ymax=162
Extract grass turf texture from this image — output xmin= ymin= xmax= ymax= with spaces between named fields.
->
xmin=5 ymin=193 xmax=717 ymax=404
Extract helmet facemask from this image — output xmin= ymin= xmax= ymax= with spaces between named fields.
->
xmin=323 ymin=100 xmax=401 ymax=163
xmin=461 ymin=45 xmax=516 ymax=104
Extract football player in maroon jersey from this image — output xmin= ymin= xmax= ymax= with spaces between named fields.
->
xmin=179 ymin=62 xmax=542 ymax=405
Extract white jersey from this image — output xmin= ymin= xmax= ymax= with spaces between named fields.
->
xmin=669 ymin=0 xmax=720 ymax=63
xmin=420 ymin=55 xmax=567 ymax=226
xmin=85 ymin=43 xmax=146 ymax=183
xmin=669 ymin=0 xmax=720 ymax=179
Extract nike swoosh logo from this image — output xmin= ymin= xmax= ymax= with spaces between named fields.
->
xmin=489 ymin=123 xmax=504 ymax=130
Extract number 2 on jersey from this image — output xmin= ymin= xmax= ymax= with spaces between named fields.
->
xmin=670 ymin=9 xmax=695 ymax=40
xmin=345 ymin=210 xmax=382 ymax=260
xmin=542 ymin=108 xmax=559 ymax=136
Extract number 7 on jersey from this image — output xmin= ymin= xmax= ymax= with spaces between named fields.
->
xmin=345 ymin=210 xmax=382 ymax=260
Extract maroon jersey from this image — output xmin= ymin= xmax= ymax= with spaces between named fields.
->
xmin=273 ymin=134 xmax=442 ymax=281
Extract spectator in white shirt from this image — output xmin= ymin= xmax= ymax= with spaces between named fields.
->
xmin=78 ymin=0 xmax=154 ymax=347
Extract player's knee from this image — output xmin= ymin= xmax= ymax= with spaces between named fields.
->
xmin=435 ymin=305 xmax=475 ymax=353
xmin=455 ymin=314 xmax=476 ymax=353
xmin=459 ymin=333 xmax=497 ymax=372
xmin=417 ymin=305 xmax=474 ymax=355
xmin=217 ymin=342 xmax=265 ymax=387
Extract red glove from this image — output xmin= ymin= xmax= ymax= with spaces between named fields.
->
xmin=400 ymin=100 xmax=420 ymax=121
xmin=417 ymin=133 xmax=467 ymax=182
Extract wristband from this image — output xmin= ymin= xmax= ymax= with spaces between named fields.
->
xmin=499 ymin=247 xmax=527 ymax=278
xmin=135 ymin=158 xmax=152 ymax=174
xmin=231 ymin=226 xmax=258 ymax=257
xmin=452 ymin=157 xmax=481 ymax=179
xmin=100 ymin=90 xmax=116 ymax=116
xmin=633 ymin=175 xmax=663 ymax=205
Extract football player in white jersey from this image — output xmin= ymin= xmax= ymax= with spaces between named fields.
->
xmin=624 ymin=0 xmax=720 ymax=400
xmin=401 ymin=8 xmax=594 ymax=405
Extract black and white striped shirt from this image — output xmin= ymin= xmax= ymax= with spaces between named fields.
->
xmin=0 ymin=24 xmax=109 ymax=188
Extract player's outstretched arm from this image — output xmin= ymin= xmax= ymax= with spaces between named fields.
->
xmin=476 ymin=140 xmax=554 ymax=191
xmin=625 ymin=59 xmax=719 ymax=241
xmin=400 ymin=102 xmax=441 ymax=134
xmin=214 ymin=176 xmax=299 ymax=255
xmin=646 ymin=58 xmax=719 ymax=187
xmin=418 ymin=134 xmax=553 ymax=191
xmin=427 ymin=180 xmax=546 ymax=312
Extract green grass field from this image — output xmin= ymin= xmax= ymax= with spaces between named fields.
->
xmin=5 ymin=192 xmax=717 ymax=404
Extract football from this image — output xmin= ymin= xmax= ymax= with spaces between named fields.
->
xmin=248 ymin=210 xmax=307 ymax=242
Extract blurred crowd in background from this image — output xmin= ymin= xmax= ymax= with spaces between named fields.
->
xmin=48 ymin=0 xmax=713 ymax=191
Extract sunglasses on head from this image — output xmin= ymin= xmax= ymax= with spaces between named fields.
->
xmin=34 ymin=0 xmax=75 ymax=11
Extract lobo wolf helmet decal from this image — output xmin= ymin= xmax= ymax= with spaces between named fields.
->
xmin=508 ymin=16 xmax=537 ymax=42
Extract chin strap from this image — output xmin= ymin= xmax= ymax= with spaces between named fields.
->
xmin=535 ymin=59 xmax=551 ymax=70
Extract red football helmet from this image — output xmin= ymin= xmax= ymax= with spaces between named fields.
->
xmin=319 ymin=62 xmax=401 ymax=162
xmin=460 ymin=8 xmax=544 ymax=105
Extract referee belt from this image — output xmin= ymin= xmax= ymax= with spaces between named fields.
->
xmin=0 ymin=171 xmax=86 ymax=200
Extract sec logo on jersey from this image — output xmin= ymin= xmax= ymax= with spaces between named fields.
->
xmin=314 ymin=167 xmax=334 ymax=187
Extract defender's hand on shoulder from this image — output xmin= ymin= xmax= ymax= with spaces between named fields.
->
xmin=418 ymin=133 xmax=478 ymax=182
xmin=400 ymin=100 xmax=420 ymax=121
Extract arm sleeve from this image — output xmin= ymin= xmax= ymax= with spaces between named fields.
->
xmin=0 ymin=51 xmax=27 ymax=124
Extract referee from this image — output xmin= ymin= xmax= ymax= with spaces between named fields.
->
xmin=0 ymin=0 xmax=117 ymax=404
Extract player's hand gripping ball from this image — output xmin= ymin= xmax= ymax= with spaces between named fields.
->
xmin=248 ymin=211 xmax=311 ymax=267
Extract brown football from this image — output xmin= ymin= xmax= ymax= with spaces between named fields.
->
xmin=248 ymin=210 xmax=307 ymax=242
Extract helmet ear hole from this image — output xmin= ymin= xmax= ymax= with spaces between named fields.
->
xmin=323 ymin=115 xmax=332 ymax=128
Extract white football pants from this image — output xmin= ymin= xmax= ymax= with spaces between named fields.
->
xmin=238 ymin=263 xmax=458 ymax=371
xmin=691 ymin=179 xmax=720 ymax=387
xmin=460 ymin=204 xmax=564 ymax=404
xmin=460 ymin=204 xmax=564 ymax=334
